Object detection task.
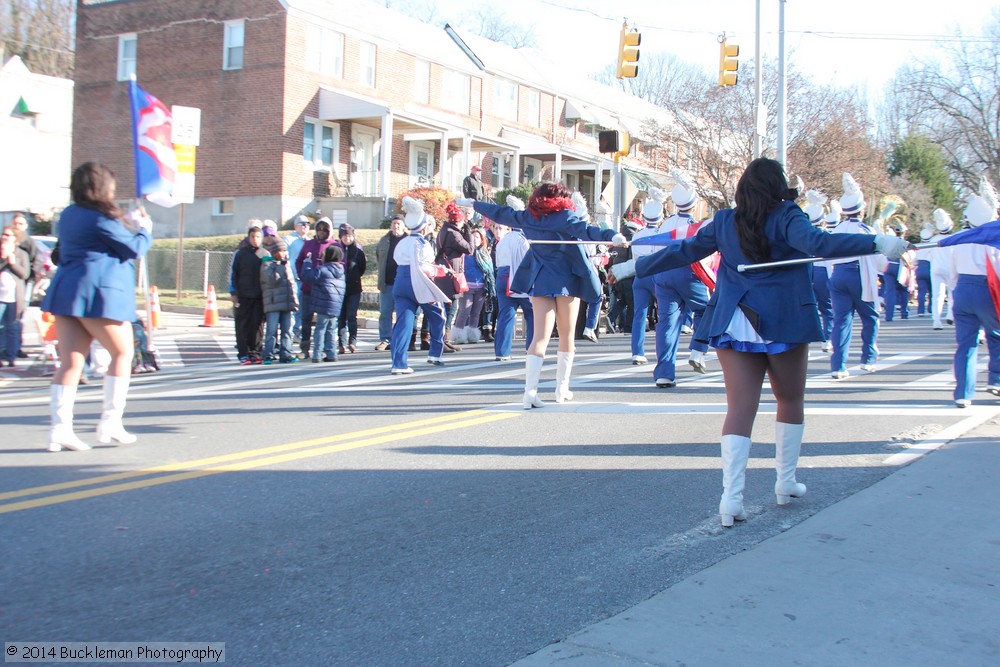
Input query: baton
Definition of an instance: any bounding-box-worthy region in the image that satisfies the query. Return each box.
[737,241,933,272]
[527,239,618,245]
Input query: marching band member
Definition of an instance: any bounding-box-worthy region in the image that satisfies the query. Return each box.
[456,183,625,409]
[628,187,668,365]
[614,158,909,527]
[388,196,450,375]
[805,190,834,352]
[492,196,534,362]
[928,208,957,329]
[948,179,1000,407]
[828,173,887,379]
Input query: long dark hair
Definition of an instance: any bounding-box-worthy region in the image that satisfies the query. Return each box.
[70,162,123,219]
[733,158,797,263]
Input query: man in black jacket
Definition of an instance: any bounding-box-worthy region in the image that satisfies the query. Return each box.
[337,223,367,353]
[230,226,266,364]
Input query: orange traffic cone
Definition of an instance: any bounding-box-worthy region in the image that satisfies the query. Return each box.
[149,285,162,329]
[200,285,219,327]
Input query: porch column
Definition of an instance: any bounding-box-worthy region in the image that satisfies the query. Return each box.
[380,111,394,218]
[438,132,448,191]
[511,150,521,187]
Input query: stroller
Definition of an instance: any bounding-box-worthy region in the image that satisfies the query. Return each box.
[132,318,160,374]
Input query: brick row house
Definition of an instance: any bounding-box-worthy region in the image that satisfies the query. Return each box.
[75,0,694,236]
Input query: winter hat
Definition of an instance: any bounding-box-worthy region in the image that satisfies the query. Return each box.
[339,223,355,237]
[824,200,842,227]
[262,235,287,255]
[642,187,667,225]
[402,195,430,232]
[446,202,465,223]
[839,173,866,216]
[932,208,954,234]
[261,219,278,237]
[804,190,827,226]
[506,194,525,211]
[963,178,999,228]
[571,192,590,221]
[670,168,698,211]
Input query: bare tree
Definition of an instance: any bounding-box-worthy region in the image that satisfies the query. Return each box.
[0,0,75,78]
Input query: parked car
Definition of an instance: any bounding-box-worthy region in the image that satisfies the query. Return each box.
[29,235,57,306]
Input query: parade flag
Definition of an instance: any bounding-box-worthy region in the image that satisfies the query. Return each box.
[937,219,1000,249]
[128,78,179,208]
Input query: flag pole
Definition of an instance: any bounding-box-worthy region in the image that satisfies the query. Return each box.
[528,239,618,245]
[737,242,931,273]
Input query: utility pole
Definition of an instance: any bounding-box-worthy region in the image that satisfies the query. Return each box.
[753,0,763,158]
[776,0,788,168]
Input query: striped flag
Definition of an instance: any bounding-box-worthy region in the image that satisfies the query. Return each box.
[128,79,178,208]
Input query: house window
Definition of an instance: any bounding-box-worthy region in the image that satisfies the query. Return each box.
[359,41,376,87]
[304,118,340,169]
[414,60,430,104]
[493,79,517,120]
[223,20,244,70]
[306,25,343,77]
[442,69,470,116]
[117,33,136,81]
[213,198,234,216]
[491,155,510,189]
[526,89,540,128]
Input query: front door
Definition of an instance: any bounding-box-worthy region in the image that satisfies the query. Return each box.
[410,142,434,189]
[351,127,379,196]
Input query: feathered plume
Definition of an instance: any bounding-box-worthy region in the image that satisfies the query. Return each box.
[842,172,861,199]
[828,200,842,217]
[646,186,667,205]
[805,190,827,206]
[979,178,999,214]
[402,195,424,216]
[932,208,953,233]
[670,168,694,195]
[570,191,589,215]
[506,194,525,211]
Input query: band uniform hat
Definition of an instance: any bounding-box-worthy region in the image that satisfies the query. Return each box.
[824,200,842,227]
[670,168,698,211]
[839,172,866,216]
[804,189,827,226]
[571,192,591,221]
[963,178,999,228]
[932,208,953,234]
[641,187,667,225]
[401,195,430,232]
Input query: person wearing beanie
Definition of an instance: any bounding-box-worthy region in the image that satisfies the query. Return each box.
[949,178,1000,407]
[336,222,366,354]
[388,196,450,374]
[927,208,957,329]
[294,217,336,358]
[301,244,346,363]
[455,183,627,409]
[644,169,713,387]
[259,237,298,364]
[827,172,886,378]
[803,190,835,352]
[628,187,668,365]
[438,202,476,350]
[621,157,909,528]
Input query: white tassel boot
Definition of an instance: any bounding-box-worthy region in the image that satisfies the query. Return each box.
[523,354,545,409]
[774,421,807,505]
[96,375,137,444]
[48,384,90,452]
[719,434,751,527]
[554,351,575,403]
[449,327,468,345]
[465,326,481,343]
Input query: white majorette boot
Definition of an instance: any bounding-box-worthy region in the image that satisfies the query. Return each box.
[96,375,137,444]
[554,351,575,403]
[522,354,545,409]
[449,327,468,345]
[774,421,807,505]
[48,384,91,452]
[465,326,481,343]
[719,434,751,527]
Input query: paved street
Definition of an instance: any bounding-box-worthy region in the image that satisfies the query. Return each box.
[1,312,998,666]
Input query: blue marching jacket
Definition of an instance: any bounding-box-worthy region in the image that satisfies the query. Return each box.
[636,201,876,344]
[471,201,616,303]
[41,205,152,323]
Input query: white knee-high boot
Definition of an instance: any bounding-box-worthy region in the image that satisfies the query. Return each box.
[48,384,90,452]
[719,434,751,527]
[523,354,545,409]
[774,421,807,505]
[554,351,575,403]
[96,375,137,444]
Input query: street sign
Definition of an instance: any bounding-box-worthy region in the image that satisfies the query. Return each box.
[171,105,201,146]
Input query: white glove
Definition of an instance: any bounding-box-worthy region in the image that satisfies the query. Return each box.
[454,198,476,207]
[126,208,153,232]
[873,233,908,260]
[611,233,627,247]
[610,259,636,282]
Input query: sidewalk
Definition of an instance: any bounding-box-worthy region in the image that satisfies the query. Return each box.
[512,419,1000,667]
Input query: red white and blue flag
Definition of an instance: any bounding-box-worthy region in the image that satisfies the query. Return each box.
[128,79,178,208]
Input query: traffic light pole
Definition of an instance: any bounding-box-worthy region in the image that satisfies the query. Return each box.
[753,0,763,159]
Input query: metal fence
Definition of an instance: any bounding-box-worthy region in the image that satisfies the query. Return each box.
[145,249,233,295]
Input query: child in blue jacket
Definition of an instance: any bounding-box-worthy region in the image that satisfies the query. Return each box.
[301,245,346,362]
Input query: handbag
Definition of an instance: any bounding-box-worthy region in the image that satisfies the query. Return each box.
[452,272,469,294]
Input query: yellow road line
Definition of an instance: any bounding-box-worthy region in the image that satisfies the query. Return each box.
[0,410,498,502]
[0,411,519,514]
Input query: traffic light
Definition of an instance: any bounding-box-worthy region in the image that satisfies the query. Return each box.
[718,38,739,87]
[598,130,630,157]
[616,23,641,79]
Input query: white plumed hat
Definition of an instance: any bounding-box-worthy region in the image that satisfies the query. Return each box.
[824,200,842,226]
[839,172,866,216]
[670,168,698,211]
[804,189,827,225]
[642,187,667,224]
[571,192,590,221]
[919,224,935,242]
[506,194,525,211]
[932,208,953,234]
[964,178,999,228]
[402,195,429,232]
